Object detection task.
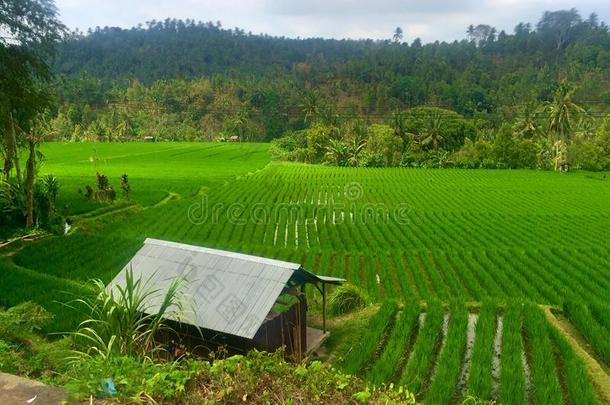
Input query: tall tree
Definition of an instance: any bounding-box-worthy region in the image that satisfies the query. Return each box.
[392,27,403,43]
[544,80,585,143]
[537,8,582,50]
[466,25,475,41]
[391,111,414,151]
[419,112,445,151]
[513,103,543,139]
[301,90,322,125]
[0,0,64,226]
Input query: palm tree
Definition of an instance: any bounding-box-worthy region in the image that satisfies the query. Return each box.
[24,114,56,227]
[513,103,543,139]
[466,25,475,41]
[553,139,568,172]
[573,116,595,141]
[419,112,445,151]
[301,90,322,124]
[391,111,410,146]
[544,80,585,143]
[393,27,403,43]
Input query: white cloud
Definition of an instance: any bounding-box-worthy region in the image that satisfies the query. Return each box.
[55,0,610,42]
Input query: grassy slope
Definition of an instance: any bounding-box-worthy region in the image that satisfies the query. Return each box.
[1,142,271,330]
[38,142,271,214]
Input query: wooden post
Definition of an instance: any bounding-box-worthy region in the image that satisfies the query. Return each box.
[322,282,326,333]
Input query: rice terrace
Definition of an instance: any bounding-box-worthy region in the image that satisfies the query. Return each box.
[2,1,610,404]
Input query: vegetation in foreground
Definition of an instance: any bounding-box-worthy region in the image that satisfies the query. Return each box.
[0,293,414,404]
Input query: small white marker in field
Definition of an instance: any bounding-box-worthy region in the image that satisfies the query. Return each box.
[376,273,380,285]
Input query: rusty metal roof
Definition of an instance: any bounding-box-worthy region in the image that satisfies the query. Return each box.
[107,238,344,339]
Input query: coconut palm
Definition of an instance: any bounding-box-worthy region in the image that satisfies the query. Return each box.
[544,80,585,142]
[553,139,569,171]
[301,90,322,124]
[392,27,403,43]
[419,112,445,150]
[513,103,543,139]
[391,111,416,149]
[573,116,595,141]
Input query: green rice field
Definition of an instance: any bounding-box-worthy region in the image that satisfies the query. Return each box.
[1,142,609,403]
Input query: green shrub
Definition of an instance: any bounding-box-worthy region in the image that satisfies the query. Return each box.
[328,284,370,316]
[61,355,203,400]
[569,141,608,171]
[451,138,494,168]
[365,124,403,166]
[270,130,307,161]
[403,107,476,152]
[0,301,52,341]
[0,340,21,374]
[190,350,415,404]
[0,303,71,378]
[59,350,415,403]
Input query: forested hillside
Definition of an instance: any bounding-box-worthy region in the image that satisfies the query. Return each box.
[50,9,610,169]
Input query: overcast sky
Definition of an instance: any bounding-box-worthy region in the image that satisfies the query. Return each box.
[56,0,610,43]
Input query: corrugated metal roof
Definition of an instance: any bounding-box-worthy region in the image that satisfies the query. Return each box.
[107,238,307,339]
[316,275,347,285]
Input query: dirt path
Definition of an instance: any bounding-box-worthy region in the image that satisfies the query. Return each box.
[0,372,67,405]
[0,233,46,251]
[150,191,181,208]
[542,305,610,404]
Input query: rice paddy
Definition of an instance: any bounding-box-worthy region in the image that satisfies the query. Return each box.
[340,301,600,404]
[1,142,609,403]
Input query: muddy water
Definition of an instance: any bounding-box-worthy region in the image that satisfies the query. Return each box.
[522,350,532,404]
[457,312,479,396]
[427,313,451,381]
[491,314,503,400]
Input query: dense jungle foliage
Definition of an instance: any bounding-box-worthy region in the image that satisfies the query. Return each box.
[49,9,610,169]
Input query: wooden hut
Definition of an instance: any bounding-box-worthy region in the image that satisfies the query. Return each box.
[107,238,344,357]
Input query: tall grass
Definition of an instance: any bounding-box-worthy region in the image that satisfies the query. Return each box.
[499,303,526,405]
[340,301,399,375]
[67,268,191,360]
[522,303,562,404]
[398,300,444,395]
[328,283,369,316]
[425,302,468,404]
[563,300,610,365]
[466,301,496,400]
[367,301,421,384]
